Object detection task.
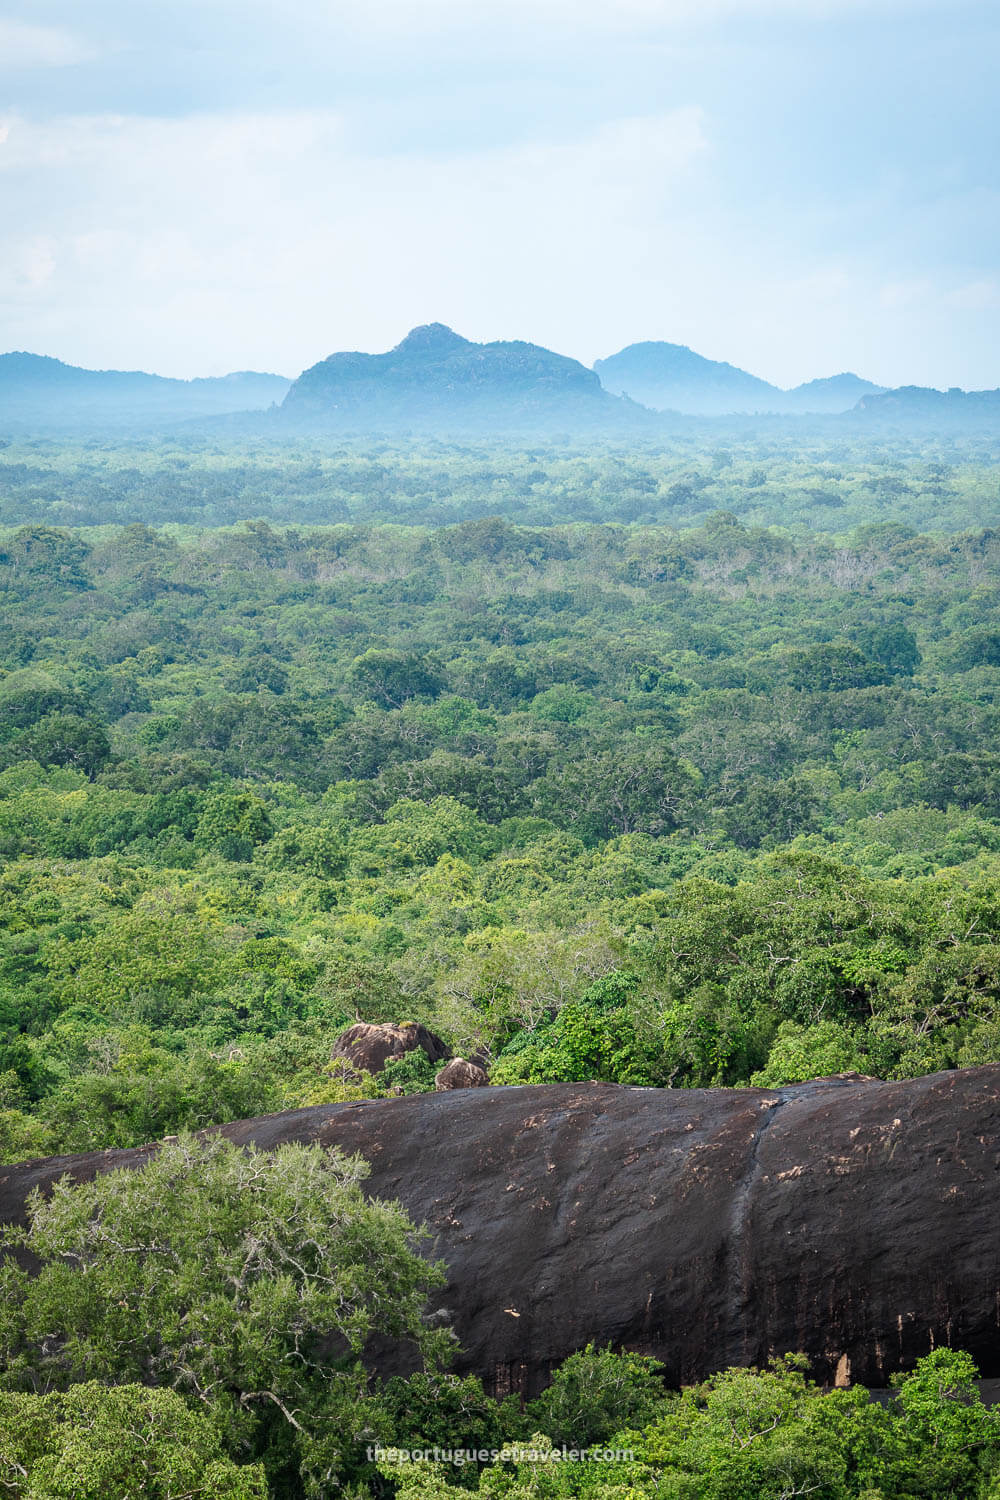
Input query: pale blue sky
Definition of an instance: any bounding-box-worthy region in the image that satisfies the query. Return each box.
[1,0,998,389]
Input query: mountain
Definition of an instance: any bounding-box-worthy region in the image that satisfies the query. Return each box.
[0,353,291,430]
[280,323,653,432]
[594,341,782,415]
[594,341,884,415]
[7,334,991,436]
[855,385,1000,428]
[781,372,884,414]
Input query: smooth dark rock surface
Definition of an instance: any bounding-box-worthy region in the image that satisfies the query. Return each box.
[0,1070,997,1398]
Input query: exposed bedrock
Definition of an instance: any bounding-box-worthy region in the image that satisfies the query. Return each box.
[0,1069,998,1397]
[331,1021,451,1076]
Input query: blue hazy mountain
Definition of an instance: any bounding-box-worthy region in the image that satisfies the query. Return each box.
[0,353,291,430]
[594,341,883,415]
[4,334,994,436]
[280,323,654,432]
[855,385,1000,426]
[781,372,886,414]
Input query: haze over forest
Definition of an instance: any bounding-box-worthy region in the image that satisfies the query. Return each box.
[3,323,999,434]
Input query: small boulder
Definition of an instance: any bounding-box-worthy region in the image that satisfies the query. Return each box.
[435,1058,488,1090]
[331,1022,450,1077]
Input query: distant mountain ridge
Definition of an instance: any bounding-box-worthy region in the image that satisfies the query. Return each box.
[279,323,650,432]
[594,341,884,415]
[856,385,1000,425]
[783,372,884,413]
[0,353,291,428]
[1,332,996,435]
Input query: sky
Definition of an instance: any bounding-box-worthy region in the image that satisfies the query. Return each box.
[1,0,998,389]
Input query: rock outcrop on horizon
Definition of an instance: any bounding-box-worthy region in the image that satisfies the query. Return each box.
[781,371,885,414]
[4,333,994,435]
[279,324,654,433]
[1,1069,997,1398]
[856,384,1000,427]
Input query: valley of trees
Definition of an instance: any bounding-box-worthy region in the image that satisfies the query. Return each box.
[2,431,1000,1495]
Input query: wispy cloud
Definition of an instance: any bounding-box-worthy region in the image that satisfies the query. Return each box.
[0,20,97,69]
[945,279,1000,312]
[331,0,940,31]
[0,107,709,374]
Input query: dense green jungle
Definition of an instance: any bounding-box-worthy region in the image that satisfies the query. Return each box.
[3,429,1000,1498]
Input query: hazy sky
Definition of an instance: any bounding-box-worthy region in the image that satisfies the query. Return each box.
[1,0,998,388]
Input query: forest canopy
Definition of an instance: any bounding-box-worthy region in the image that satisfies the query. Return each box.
[1,436,1000,1154]
[2,432,1000,1496]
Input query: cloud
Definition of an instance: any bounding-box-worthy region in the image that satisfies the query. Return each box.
[0,20,96,69]
[330,0,936,32]
[945,278,1000,312]
[0,97,996,390]
[0,105,710,373]
[878,278,936,310]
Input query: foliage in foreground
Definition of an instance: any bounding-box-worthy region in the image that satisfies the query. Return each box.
[387,1349,1000,1500]
[0,1383,266,1499]
[0,1139,997,1498]
[0,1135,447,1498]
[3,455,1000,1494]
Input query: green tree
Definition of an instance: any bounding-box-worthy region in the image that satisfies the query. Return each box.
[194,788,273,860]
[522,1344,667,1449]
[876,1347,1000,1498]
[539,745,696,842]
[751,1019,865,1086]
[13,714,111,778]
[852,622,921,678]
[262,821,347,877]
[347,649,445,709]
[379,1371,520,1484]
[0,1383,266,1499]
[717,775,822,849]
[0,1134,449,1497]
[609,1355,866,1500]
[381,1048,442,1094]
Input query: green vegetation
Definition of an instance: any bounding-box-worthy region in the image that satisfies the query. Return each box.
[0,1384,267,1499]
[0,1134,446,1497]
[3,474,1000,1148]
[386,1348,1000,1500]
[3,1145,1000,1499]
[3,434,1000,1494]
[2,428,999,531]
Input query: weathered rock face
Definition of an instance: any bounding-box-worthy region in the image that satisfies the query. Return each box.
[435,1058,489,1090]
[330,1022,450,1076]
[1,1070,998,1398]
